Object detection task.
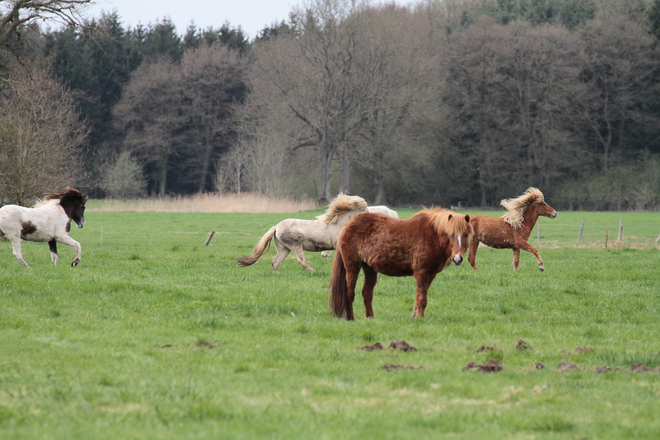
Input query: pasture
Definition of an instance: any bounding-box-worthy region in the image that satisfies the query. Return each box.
[0,206,659,439]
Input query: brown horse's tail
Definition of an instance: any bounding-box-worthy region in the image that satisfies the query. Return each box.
[237,226,276,267]
[328,246,348,318]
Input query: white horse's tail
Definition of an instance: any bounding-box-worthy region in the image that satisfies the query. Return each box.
[237,226,277,267]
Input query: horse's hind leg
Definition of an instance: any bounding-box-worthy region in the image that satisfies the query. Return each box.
[49,240,58,266]
[512,249,521,270]
[361,264,378,318]
[271,236,291,271]
[56,235,82,267]
[519,242,544,272]
[9,235,29,268]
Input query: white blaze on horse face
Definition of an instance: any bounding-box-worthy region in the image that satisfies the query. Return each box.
[453,235,463,265]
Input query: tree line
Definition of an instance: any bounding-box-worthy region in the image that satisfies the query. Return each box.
[2,0,660,210]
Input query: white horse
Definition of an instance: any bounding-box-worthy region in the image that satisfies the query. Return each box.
[0,187,88,268]
[237,194,368,272]
[321,205,399,257]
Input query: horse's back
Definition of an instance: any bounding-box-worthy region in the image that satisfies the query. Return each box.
[471,214,516,248]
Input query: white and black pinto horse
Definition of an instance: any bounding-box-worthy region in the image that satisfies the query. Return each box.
[320,205,398,257]
[237,194,368,272]
[0,187,88,268]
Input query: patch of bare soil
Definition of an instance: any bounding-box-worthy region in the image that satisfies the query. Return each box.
[515,339,533,351]
[561,346,593,354]
[389,340,417,352]
[195,341,217,349]
[357,342,384,351]
[474,345,501,352]
[530,362,545,370]
[630,363,660,373]
[155,344,172,348]
[462,358,504,373]
[556,360,579,371]
[382,363,425,372]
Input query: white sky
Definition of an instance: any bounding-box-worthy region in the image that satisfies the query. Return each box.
[84,0,301,39]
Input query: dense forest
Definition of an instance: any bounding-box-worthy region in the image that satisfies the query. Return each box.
[2,0,660,210]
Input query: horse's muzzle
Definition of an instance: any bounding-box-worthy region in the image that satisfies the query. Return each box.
[550,212,557,219]
[453,255,463,265]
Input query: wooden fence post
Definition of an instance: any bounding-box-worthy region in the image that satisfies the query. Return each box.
[617,220,623,248]
[656,233,660,245]
[577,219,585,245]
[204,230,216,246]
[605,231,608,249]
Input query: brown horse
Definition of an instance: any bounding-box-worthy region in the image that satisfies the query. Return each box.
[467,187,557,272]
[328,209,473,320]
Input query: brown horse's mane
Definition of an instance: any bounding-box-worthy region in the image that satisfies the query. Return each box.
[44,187,84,201]
[414,207,472,237]
[500,187,544,229]
[317,194,367,224]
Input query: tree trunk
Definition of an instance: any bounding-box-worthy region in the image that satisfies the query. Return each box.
[340,144,350,194]
[374,147,386,205]
[158,156,168,195]
[319,148,334,204]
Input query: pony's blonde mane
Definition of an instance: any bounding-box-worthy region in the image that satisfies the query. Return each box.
[500,187,544,229]
[416,207,473,237]
[317,194,368,224]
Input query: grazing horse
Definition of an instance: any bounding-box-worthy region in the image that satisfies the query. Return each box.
[321,205,398,257]
[0,187,88,268]
[237,194,368,272]
[328,208,472,320]
[467,187,557,272]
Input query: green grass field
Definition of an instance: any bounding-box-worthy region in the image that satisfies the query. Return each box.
[0,207,659,439]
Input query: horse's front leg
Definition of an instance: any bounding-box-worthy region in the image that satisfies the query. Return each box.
[56,235,82,267]
[48,240,58,266]
[344,266,361,321]
[411,272,434,318]
[519,242,544,272]
[361,265,378,318]
[467,237,480,271]
[9,235,29,268]
[291,246,314,272]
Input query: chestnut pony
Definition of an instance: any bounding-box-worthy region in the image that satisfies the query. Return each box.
[328,208,472,320]
[467,187,557,272]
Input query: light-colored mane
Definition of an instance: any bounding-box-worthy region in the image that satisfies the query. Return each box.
[317,194,367,224]
[417,207,472,238]
[500,187,544,229]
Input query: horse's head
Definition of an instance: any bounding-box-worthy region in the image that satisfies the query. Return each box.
[447,214,472,266]
[535,200,557,220]
[72,195,88,228]
[49,187,88,228]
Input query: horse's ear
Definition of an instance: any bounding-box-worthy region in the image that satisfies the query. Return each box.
[448,214,453,221]
[465,215,470,223]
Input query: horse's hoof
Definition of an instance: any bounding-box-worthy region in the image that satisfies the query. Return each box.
[71,260,79,267]
[539,266,544,272]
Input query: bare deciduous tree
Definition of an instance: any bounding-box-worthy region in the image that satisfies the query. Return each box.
[0,54,87,206]
[113,58,183,195]
[0,0,90,66]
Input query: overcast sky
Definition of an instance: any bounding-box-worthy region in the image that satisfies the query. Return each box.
[84,0,302,39]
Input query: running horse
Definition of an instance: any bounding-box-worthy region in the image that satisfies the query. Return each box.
[237,194,368,272]
[467,187,557,272]
[0,187,88,268]
[328,208,472,320]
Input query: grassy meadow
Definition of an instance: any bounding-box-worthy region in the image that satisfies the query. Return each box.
[0,203,659,439]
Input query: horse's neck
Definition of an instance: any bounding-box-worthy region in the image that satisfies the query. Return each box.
[519,208,540,238]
